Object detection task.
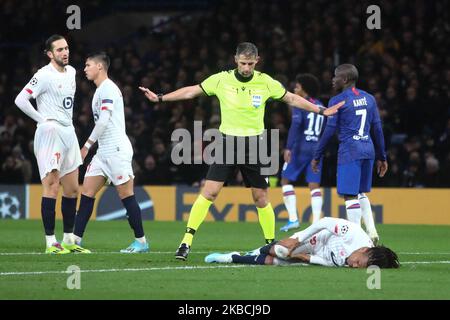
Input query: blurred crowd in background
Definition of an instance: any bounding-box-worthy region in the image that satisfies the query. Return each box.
[0,0,449,187]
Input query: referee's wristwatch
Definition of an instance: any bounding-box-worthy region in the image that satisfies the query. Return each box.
[157,93,164,103]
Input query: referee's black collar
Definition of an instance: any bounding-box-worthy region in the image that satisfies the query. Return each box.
[234,69,254,82]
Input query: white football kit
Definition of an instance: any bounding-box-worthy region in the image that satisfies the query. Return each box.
[290,217,374,267]
[20,63,81,180]
[85,78,134,185]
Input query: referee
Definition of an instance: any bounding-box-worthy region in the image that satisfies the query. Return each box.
[139,42,343,260]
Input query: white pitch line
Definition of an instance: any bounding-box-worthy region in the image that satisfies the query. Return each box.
[399,252,450,255]
[401,261,450,264]
[1,261,449,276]
[2,251,450,256]
[0,264,255,276]
[0,251,214,256]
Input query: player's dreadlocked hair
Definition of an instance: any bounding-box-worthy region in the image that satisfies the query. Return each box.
[367,245,400,268]
[236,42,258,58]
[296,73,320,98]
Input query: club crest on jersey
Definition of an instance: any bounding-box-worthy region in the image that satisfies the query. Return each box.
[251,95,262,108]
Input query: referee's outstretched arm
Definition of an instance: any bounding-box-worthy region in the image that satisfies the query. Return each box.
[282,91,344,116]
[139,85,203,103]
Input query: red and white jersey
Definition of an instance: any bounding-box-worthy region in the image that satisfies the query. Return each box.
[291,217,374,267]
[22,63,76,126]
[92,79,132,156]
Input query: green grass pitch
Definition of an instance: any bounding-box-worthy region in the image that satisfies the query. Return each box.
[0,220,449,300]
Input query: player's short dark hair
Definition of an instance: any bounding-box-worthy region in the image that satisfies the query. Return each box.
[295,73,320,97]
[336,63,359,83]
[45,34,66,52]
[367,245,400,268]
[236,42,258,58]
[87,51,110,70]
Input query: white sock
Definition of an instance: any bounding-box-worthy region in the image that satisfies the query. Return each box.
[73,235,82,245]
[345,199,362,225]
[310,188,323,223]
[358,193,378,235]
[63,233,74,245]
[282,185,298,222]
[136,236,146,244]
[45,235,57,248]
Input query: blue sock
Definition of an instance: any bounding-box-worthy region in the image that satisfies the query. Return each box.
[121,195,145,238]
[73,194,95,238]
[232,254,267,265]
[41,197,56,235]
[260,241,278,254]
[61,196,77,233]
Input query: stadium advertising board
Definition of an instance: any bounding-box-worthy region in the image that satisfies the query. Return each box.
[18,185,450,224]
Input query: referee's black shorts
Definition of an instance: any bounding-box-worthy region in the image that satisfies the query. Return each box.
[206,134,269,189]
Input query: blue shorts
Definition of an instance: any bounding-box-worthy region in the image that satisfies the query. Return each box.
[337,159,374,196]
[281,154,322,184]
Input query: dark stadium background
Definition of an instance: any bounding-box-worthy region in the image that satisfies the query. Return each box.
[0,0,449,188]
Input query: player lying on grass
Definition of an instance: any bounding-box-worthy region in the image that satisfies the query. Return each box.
[205,217,399,268]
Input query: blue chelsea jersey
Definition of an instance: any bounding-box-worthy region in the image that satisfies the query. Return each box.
[325,87,382,164]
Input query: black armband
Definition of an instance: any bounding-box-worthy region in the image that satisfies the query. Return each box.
[318,106,325,115]
[157,93,164,103]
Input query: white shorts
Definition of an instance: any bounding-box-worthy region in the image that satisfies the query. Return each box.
[85,152,134,186]
[34,121,82,181]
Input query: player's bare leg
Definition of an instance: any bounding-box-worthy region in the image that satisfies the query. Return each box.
[82,175,106,197]
[115,177,134,199]
[41,170,69,254]
[176,180,224,260]
[280,177,300,232]
[72,175,106,251]
[42,170,60,198]
[59,169,79,250]
[116,177,148,253]
[358,193,379,245]
[252,187,275,244]
[201,180,225,201]
[60,169,79,198]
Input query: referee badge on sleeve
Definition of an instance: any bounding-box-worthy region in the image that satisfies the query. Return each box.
[251,95,262,108]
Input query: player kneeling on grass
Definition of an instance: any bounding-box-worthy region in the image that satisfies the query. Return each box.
[71,52,149,253]
[205,217,399,268]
